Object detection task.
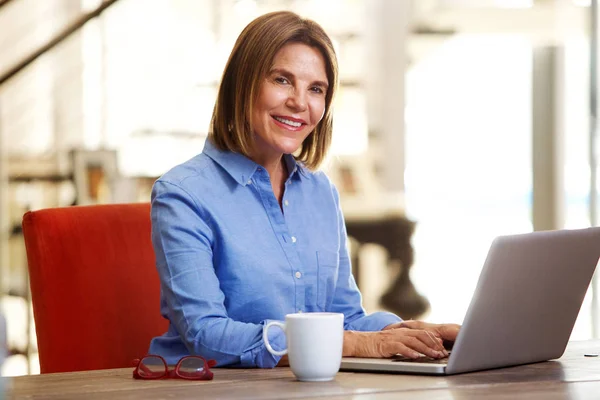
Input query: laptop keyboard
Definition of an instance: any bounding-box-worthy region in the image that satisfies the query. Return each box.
[392,352,451,364]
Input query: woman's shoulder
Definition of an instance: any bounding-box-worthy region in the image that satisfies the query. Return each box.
[300,166,335,189]
[155,153,217,191]
[297,167,341,203]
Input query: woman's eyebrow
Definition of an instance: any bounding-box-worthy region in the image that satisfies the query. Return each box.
[312,80,329,89]
[269,68,293,78]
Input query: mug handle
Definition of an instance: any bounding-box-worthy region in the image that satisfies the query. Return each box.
[263,321,287,356]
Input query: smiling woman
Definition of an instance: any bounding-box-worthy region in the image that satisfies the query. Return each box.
[210,11,338,173]
[148,10,460,369]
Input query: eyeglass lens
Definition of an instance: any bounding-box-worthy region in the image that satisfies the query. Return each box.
[178,357,206,378]
[139,356,166,378]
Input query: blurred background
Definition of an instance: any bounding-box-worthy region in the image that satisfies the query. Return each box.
[1,0,599,376]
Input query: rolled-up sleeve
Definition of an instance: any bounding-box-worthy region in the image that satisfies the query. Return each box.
[151,180,286,367]
[327,184,402,332]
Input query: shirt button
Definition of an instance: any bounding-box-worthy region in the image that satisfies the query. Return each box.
[247,179,252,185]
[284,200,289,206]
[291,236,297,243]
[295,271,302,279]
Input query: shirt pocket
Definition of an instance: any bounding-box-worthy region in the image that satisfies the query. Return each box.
[317,250,339,311]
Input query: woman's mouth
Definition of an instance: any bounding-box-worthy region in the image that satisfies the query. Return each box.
[272,116,305,129]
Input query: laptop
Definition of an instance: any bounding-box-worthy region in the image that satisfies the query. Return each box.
[340,227,600,375]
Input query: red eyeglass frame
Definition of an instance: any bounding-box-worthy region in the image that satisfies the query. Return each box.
[132,355,217,380]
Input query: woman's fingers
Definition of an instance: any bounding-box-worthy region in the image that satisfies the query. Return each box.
[438,324,461,341]
[397,320,461,342]
[408,329,447,358]
[382,329,447,359]
[423,329,447,354]
[389,341,420,359]
[402,336,445,359]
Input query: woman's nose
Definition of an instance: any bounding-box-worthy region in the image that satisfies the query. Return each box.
[286,88,307,111]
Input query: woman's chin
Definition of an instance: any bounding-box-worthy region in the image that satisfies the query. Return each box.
[277,142,303,155]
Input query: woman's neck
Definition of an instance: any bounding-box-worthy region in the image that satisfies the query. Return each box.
[261,156,285,179]
[252,154,288,207]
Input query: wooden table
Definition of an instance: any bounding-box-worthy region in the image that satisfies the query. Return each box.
[5,341,600,399]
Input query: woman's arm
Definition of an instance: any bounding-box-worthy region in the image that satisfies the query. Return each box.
[325,182,449,359]
[326,183,401,331]
[152,180,285,368]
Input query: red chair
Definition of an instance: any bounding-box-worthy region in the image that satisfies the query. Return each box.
[22,203,168,373]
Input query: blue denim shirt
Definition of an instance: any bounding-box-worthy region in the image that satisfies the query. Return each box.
[148,139,401,368]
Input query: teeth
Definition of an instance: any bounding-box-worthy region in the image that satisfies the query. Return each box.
[274,116,302,128]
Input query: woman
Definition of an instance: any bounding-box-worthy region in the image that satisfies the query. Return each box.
[149,10,459,368]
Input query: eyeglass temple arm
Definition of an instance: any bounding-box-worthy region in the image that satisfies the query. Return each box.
[136,361,156,375]
[132,359,154,379]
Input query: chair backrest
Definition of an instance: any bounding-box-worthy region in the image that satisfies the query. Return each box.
[22,203,168,373]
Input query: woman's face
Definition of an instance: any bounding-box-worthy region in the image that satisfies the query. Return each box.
[251,42,328,164]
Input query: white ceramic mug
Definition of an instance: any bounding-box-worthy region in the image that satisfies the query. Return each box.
[263,312,344,382]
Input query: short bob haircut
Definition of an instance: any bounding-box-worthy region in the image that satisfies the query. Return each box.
[209,11,339,171]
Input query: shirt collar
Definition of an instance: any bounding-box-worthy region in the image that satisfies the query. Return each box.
[203,139,308,186]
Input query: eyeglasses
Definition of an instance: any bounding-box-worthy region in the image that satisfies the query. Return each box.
[132,355,216,380]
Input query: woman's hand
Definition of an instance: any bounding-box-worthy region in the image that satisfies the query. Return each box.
[343,328,448,359]
[384,320,461,343]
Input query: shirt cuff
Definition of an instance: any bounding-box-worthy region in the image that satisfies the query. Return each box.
[239,319,286,368]
[346,311,402,332]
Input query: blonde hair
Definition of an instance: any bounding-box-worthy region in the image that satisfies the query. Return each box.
[209,11,338,170]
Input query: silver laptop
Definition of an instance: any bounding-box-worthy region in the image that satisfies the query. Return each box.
[341,227,600,375]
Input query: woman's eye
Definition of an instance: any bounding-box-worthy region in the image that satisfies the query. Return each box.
[274,77,289,84]
[310,86,324,94]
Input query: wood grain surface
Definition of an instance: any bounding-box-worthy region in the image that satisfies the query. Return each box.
[5,340,600,400]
